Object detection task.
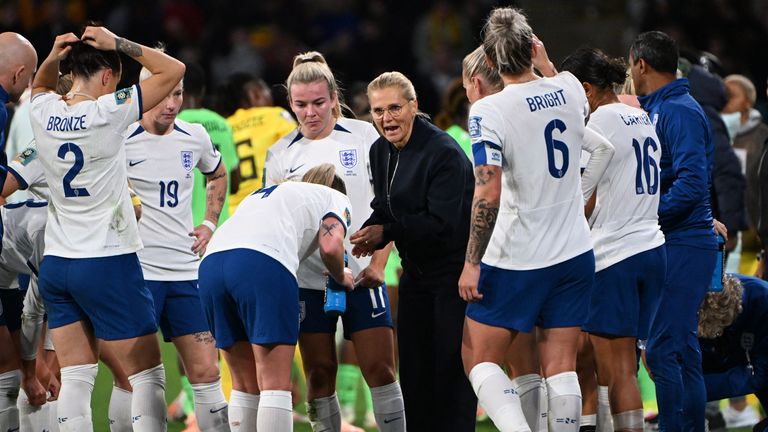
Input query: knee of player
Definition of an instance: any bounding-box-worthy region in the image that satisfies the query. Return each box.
[184,361,221,384]
[304,362,338,393]
[360,361,396,387]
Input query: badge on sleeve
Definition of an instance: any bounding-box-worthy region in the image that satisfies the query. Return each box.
[114,87,134,105]
[17,147,38,166]
[469,116,482,138]
[344,208,351,227]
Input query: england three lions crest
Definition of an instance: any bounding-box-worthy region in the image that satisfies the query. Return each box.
[181,151,194,172]
[339,149,357,169]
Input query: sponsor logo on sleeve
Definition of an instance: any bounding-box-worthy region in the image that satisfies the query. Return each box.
[343,207,351,226]
[17,147,38,166]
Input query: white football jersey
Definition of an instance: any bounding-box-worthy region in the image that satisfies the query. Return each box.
[204,182,352,280]
[0,201,47,289]
[586,103,665,271]
[470,72,593,270]
[7,144,50,200]
[125,120,221,280]
[264,118,378,290]
[29,86,143,258]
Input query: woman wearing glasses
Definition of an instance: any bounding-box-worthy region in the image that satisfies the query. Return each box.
[351,71,476,431]
[264,52,404,432]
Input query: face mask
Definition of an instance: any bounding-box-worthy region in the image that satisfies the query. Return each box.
[721,111,741,141]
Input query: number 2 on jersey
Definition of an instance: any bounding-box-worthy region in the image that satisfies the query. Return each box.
[631,137,659,195]
[58,143,90,197]
[544,119,569,178]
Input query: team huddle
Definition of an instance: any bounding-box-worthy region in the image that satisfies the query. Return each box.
[0,4,741,432]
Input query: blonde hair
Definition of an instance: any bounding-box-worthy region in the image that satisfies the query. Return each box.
[481,7,533,76]
[287,51,342,118]
[698,275,744,338]
[462,46,503,93]
[725,74,757,106]
[56,74,74,95]
[301,163,347,195]
[367,71,417,102]
[620,67,636,95]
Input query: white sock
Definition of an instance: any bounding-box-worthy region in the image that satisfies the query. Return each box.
[597,386,613,432]
[18,388,50,432]
[612,409,643,431]
[581,414,597,426]
[0,370,20,431]
[546,371,581,432]
[371,381,406,432]
[108,386,133,432]
[128,364,166,432]
[191,379,229,432]
[228,390,259,432]
[307,393,341,432]
[511,374,545,431]
[48,400,60,431]
[57,364,98,432]
[537,378,549,431]
[469,362,531,432]
[257,390,292,432]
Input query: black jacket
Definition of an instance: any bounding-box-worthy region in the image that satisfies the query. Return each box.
[362,116,474,278]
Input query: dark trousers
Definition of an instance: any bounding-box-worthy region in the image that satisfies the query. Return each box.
[397,269,477,432]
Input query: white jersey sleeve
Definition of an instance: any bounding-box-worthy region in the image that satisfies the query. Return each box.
[468,104,504,167]
[8,145,49,200]
[20,277,44,361]
[580,126,615,203]
[195,131,222,174]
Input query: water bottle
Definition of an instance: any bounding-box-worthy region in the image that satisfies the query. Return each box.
[709,234,726,292]
[324,253,348,317]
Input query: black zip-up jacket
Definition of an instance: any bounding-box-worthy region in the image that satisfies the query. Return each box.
[362,116,474,278]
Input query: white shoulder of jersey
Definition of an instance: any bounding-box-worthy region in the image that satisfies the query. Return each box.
[174,118,210,140]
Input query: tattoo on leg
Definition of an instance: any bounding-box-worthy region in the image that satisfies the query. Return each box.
[115,37,143,57]
[321,222,339,237]
[465,198,499,264]
[193,332,214,345]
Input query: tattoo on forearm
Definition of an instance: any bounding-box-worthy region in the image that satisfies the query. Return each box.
[115,37,142,57]
[208,172,226,181]
[465,198,499,264]
[475,166,496,186]
[321,222,339,237]
[193,331,214,345]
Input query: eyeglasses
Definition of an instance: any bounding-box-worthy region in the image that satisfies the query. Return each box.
[371,101,411,119]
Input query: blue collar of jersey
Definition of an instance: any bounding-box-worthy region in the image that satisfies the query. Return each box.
[0,85,8,105]
[638,78,690,112]
[288,122,351,147]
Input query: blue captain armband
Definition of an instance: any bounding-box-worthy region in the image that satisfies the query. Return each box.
[472,141,502,167]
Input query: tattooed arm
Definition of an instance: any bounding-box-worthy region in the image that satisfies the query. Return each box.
[319,217,354,290]
[459,164,502,302]
[79,25,184,113]
[189,162,228,256]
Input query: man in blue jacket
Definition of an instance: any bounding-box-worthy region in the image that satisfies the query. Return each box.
[630,30,718,431]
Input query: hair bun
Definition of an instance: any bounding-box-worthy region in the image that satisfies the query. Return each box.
[293,51,327,68]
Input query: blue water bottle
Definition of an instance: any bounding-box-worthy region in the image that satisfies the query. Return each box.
[324,253,348,317]
[710,234,726,292]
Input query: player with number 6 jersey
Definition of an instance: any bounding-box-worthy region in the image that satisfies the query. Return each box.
[458,8,614,432]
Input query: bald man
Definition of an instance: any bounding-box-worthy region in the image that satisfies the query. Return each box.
[0,32,37,160]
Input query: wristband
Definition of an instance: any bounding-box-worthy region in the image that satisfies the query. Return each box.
[201,219,217,232]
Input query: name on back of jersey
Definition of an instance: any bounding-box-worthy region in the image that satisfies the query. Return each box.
[619,113,653,126]
[526,89,567,112]
[46,115,87,132]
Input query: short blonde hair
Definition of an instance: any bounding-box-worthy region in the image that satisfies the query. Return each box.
[462,46,503,93]
[698,275,744,339]
[725,74,757,106]
[367,71,417,102]
[287,51,342,118]
[301,163,346,195]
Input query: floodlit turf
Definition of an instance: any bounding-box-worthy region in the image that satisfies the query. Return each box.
[90,337,499,431]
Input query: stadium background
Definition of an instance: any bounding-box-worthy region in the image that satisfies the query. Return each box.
[3,0,768,430]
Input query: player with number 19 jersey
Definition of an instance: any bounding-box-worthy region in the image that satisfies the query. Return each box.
[29,86,142,257]
[470,72,592,270]
[124,120,221,280]
[226,106,296,213]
